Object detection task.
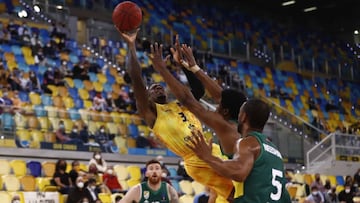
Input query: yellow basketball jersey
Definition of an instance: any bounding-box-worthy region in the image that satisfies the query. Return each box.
[152,101,209,158]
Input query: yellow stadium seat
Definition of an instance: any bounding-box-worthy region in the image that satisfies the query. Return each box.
[191,181,205,195]
[126,165,141,180]
[98,193,112,203]
[63,97,75,109]
[60,194,68,203]
[127,137,136,148]
[113,164,128,181]
[287,186,297,200]
[84,100,93,109]
[137,125,150,136]
[44,132,56,143]
[20,175,36,191]
[0,160,11,175]
[97,73,107,84]
[303,174,313,186]
[126,179,140,188]
[179,180,194,195]
[53,96,64,108]
[2,175,21,191]
[118,123,127,135]
[28,116,40,129]
[327,175,337,186]
[114,136,128,154]
[94,82,104,92]
[110,112,122,123]
[107,123,119,135]
[63,119,74,134]
[58,86,69,97]
[293,173,304,184]
[83,80,94,91]
[29,93,41,105]
[87,121,98,134]
[36,177,58,192]
[14,113,27,130]
[42,162,56,178]
[38,117,51,131]
[78,109,90,122]
[295,184,305,198]
[179,194,194,203]
[48,117,60,131]
[64,77,74,88]
[78,88,90,100]
[9,160,27,177]
[119,180,128,191]
[0,191,11,203]
[30,130,44,148]
[16,130,30,145]
[21,46,32,56]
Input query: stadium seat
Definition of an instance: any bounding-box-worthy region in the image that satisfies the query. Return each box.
[179,194,194,203]
[179,180,194,195]
[0,192,11,203]
[0,159,11,175]
[119,180,129,191]
[113,164,129,181]
[287,186,297,200]
[42,162,56,177]
[36,177,58,192]
[191,181,205,195]
[98,193,112,203]
[38,117,51,131]
[2,175,21,191]
[20,175,37,191]
[126,165,141,180]
[126,179,140,188]
[9,160,27,177]
[27,161,42,177]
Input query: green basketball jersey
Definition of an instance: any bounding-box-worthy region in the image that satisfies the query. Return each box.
[234,132,291,203]
[139,182,170,203]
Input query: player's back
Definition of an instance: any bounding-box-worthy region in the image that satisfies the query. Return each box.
[234,132,291,203]
[152,101,209,158]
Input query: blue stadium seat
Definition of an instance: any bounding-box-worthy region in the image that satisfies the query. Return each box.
[34,105,47,117]
[27,161,42,177]
[1,113,14,130]
[68,108,81,120]
[41,94,53,106]
[19,91,29,102]
[128,123,139,138]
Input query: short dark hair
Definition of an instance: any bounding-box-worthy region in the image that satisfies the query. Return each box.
[221,89,247,120]
[243,99,270,130]
[87,178,97,184]
[311,185,318,191]
[145,159,161,168]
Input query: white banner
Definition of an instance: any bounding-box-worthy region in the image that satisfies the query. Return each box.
[22,192,59,203]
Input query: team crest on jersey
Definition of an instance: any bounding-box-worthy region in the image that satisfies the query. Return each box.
[144,190,150,200]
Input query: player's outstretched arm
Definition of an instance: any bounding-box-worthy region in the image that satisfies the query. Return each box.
[118,29,156,127]
[151,43,237,151]
[179,43,223,103]
[167,183,179,203]
[186,130,256,182]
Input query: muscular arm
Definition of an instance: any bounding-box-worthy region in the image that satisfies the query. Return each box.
[167,184,179,203]
[119,184,141,203]
[181,67,205,101]
[191,137,258,182]
[124,32,156,127]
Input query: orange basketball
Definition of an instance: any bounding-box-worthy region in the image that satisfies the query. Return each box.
[112,1,143,32]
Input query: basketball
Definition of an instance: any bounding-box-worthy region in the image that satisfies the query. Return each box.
[112,1,143,32]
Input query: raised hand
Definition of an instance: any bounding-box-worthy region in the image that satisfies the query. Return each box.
[117,27,140,48]
[149,43,170,72]
[181,44,197,68]
[170,35,183,64]
[186,130,213,161]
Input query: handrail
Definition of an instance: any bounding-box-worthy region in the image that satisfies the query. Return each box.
[260,95,328,135]
[306,133,333,167]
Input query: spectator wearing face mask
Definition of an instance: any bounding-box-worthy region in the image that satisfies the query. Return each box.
[95,125,114,153]
[311,173,326,193]
[88,151,107,173]
[52,159,72,194]
[67,176,87,203]
[177,159,192,181]
[305,185,324,203]
[69,125,83,144]
[103,166,122,193]
[55,120,72,144]
[84,178,100,203]
[338,184,355,203]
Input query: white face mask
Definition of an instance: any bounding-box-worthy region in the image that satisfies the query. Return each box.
[95,155,101,160]
[100,129,105,133]
[73,129,78,133]
[161,172,167,178]
[180,161,184,166]
[77,182,84,188]
[312,191,318,196]
[13,201,20,203]
[107,169,113,174]
[345,189,351,193]
[91,185,96,190]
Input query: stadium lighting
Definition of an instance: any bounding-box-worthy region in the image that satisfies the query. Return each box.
[56,5,63,10]
[354,30,359,35]
[17,10,28,18]
[34,5,40,13]
[304,6,317,12]
[282,1,295,6]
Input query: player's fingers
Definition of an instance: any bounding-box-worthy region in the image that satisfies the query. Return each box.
[170,47,176,55]
[159,44,164,58]
[164,55,171,62]
[208,138,213,148]
[150,44,154,56]
[154,42,159,53]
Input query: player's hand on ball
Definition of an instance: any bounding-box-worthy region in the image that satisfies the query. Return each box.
[117,28,140,47]
[186,130,213,161]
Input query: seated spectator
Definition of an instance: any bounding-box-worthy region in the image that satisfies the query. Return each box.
[21,28,31,46]
[84,178,100,203]
[67,176,87,203]
[80,125,90,143]
[103,166,122,193]
[10,90,23,113]
[311,173,326,193]
[304,185,325,203]
[0,67,9,89]
[59,61,72,77]
[95,125,114,153]
[0,89,13,106]
[69,160,86,184]
[136,133,151,148]
[105,92,117,112]
[89,151,107,173]
[55,120,83,145]
[8,68,21,91]
[327,187,338,203]
[52,159,72,194]
[354,168,360,187]
[11,194,21,203]
[338,184,355,203]
[42,67,55,94]
[72,62,89,81]
[69,125,83,142]
[325,100,339,112]
[19,71,30,92]
[28,71,41,93]
[54,68,65,86]
[92,92,107,112]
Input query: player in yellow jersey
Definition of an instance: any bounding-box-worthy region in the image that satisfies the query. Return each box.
[118,29,234,202]
[150,38,248,200]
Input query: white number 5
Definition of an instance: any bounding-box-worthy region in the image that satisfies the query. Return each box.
[271,168,283,201]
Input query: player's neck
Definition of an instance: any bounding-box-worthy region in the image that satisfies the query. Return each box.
[147,181,161,191]
[243,128,262,137]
